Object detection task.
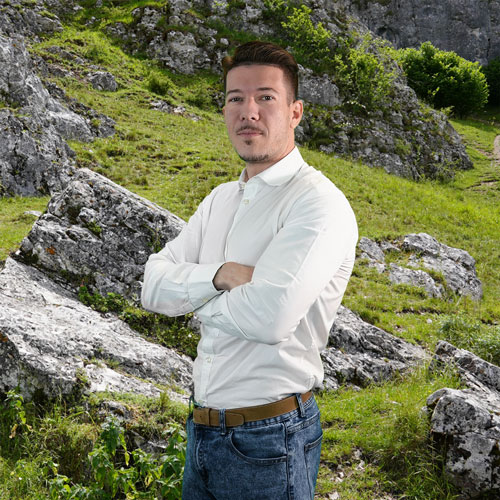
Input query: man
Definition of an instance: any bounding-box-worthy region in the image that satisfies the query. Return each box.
[141,41,358,499]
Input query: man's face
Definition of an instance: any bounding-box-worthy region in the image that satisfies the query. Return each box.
[223,64,303,172]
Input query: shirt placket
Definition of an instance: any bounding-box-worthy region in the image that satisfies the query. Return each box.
[198,180,260,405]
[224,180,260,260]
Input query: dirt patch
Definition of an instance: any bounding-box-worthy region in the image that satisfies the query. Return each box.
[494,135,500,165]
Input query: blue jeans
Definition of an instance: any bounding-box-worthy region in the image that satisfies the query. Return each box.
[182,394,322,500]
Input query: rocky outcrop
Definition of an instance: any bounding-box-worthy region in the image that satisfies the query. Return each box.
[341,0,500,65]
[358,233,482,300]
[18,168,185,301]
[105,0,472,181]
[0,34,114,197]
[88,71,118,92]
[0,257,192,402]
[322,306,428,390]
[0,0,64,39]
[427,341,500,497]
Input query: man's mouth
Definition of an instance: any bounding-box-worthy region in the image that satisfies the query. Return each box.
[237,127,264,137]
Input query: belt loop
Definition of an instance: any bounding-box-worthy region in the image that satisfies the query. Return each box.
[296,393,305,418]
[188,394,194,415]
[219,408,226,435]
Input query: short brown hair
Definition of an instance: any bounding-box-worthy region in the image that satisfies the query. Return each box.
[222,41,299,102]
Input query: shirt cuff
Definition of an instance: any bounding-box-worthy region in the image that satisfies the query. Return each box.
[187,262,225,307]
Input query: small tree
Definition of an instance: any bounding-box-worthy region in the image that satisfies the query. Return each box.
[482,58,500,106]
[400,42,489,117]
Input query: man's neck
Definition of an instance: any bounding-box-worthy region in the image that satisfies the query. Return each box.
[244,145,295,180]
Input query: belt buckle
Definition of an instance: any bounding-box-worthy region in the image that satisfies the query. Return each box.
[194,407,211,426]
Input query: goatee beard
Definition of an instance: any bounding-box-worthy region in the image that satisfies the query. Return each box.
[238,152,270,163]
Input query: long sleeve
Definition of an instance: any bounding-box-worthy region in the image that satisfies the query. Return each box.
[194,186,358,344]
[141,195,224,316]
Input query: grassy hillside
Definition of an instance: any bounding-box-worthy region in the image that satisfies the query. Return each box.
[1,14,499,500]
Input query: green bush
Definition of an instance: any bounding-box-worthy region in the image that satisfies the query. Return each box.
[482,58,500,106]
[280,4,331,66]
[49,417,186,499]
[399,42,489,117]
[264,1,396,111]
[334,34,397,112]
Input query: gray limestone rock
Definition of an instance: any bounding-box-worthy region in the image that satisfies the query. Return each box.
[0,34,115,197]
[299,65,342,107]
[358,236,385,262]
[342,0,500,65]
[0,109,75,197]
[403,233,482,300]
[427,341,500,497]
[18,168,185,301]
[356,234,482,300]
[322,306,428,390]
[0,258,192,402]
[88,71,118,92]
[0,0,63,39]
[147,31,212,75]
[0,34,93,142]
[388,263,444,298]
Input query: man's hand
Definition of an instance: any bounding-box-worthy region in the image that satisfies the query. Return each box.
[213,262,254,291]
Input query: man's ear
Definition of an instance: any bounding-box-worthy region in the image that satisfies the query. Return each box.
[291,99,303,129]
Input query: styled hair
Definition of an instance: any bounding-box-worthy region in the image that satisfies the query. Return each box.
[222,41,299,102]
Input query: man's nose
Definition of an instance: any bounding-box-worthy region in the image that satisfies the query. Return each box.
[240,98,259,120]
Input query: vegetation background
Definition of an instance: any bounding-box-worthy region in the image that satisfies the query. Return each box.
[1,1,499,499]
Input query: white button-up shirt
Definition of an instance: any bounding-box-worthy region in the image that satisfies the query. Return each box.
[141,147,358,408]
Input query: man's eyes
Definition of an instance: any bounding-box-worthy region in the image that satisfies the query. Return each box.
[227,95,275,102]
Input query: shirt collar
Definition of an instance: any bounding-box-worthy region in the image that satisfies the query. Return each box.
[238,147,304,191]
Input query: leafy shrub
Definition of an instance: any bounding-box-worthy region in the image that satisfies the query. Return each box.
[49,417,186,499]
[280,4,331,65]
[0,390,31,456]
[334,34,397,112]
[264,1,396,111]
[399,42,489,117]
[481,58,500,106]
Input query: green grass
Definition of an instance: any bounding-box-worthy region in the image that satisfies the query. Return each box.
[0,196,49,263]
[316,366,462,499]
[1,17,500,500]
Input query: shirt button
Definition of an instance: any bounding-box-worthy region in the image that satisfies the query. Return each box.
[206,357,212,363]
[242,199,249,205]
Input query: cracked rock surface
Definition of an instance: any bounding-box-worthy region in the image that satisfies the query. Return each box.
[427,341,500,497]
[357,233,482,300]
[322,306,428,390]
[18,168,185,301]
[0,258,192,402]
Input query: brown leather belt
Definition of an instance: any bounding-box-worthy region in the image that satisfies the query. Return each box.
[192,391,313,427]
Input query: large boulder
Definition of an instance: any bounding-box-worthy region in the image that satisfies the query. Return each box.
[18,168,185,301]
[0,258,192,402]
[0,0,63,39]
[357,233,482,300]
[0,34,114,197]
[322,306,428,390]
[427,341,500,497]
[0,34,93,141]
